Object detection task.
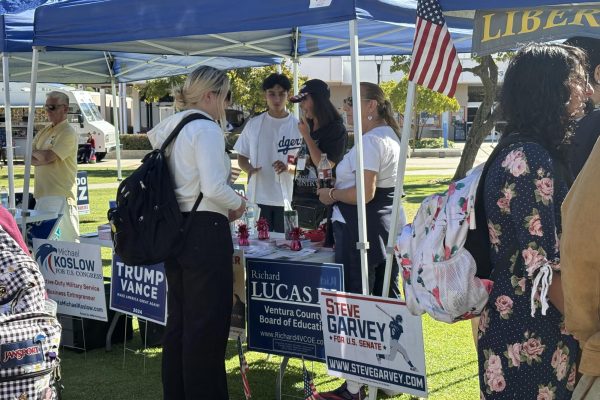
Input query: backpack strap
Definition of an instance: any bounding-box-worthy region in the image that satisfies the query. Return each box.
[160,112,213,233]
[160,112,212,152]
[469,133,533,279]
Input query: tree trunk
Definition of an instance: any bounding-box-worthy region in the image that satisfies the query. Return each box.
[453,56,501,180]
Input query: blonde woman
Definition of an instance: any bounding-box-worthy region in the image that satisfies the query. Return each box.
[148,66,245,400]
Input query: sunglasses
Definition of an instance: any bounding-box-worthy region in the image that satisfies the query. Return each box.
[570,75,590,88]
[343,96,353,107]
[44,104,66,111]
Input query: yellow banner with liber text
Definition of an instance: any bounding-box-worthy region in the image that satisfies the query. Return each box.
[473,6,600,56]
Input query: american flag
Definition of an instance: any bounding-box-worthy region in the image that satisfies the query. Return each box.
[408,0,462,97]
[237,336,251,399]
[303,362,322,400]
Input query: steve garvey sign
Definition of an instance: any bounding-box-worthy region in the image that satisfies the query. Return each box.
[319,290,427,398]
[473,5,600,56]
[34,239,107,322]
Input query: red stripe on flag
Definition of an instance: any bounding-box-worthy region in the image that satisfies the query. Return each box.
[408,18,427,82]
[408,0,462,98]
[417,24,441,87]
[429,30,450,91]
[439,47,460,97]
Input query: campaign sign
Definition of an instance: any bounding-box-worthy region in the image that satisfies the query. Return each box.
[231,183,246,198]
[34,239,107,322]
[109,255,167,325]
[76,171,90,215]
[319,290,427,398]
[246,259,343,361]
[229,249,246,340]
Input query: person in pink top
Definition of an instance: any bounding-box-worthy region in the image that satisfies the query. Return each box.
[0,207,29,254]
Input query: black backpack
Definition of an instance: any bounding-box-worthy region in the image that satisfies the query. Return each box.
[107,113,208,266]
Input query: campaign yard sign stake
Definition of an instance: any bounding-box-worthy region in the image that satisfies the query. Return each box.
[34,239,107,322]
[110,254,167,325]
[230,249,246,340]
[319,290,427,398]
[76,171,90,215]
[246,259,343,361]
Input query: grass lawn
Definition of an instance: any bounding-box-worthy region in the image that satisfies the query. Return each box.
[9,165,473,400]
[0,164,137,189]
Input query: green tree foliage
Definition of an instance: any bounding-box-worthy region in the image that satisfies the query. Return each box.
[380,74,460,140]
[390,54,508,179]
[228,62,306,116]
[135,75,186,103]
[135,61,305,116]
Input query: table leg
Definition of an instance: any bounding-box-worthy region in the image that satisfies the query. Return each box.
[275,356,289,400]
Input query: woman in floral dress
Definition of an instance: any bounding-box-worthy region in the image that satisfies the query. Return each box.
[478,43,593,399]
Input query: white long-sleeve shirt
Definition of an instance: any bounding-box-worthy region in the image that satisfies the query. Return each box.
[148,109,242,216]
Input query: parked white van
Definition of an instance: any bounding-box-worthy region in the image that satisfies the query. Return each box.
[0,82,117,161]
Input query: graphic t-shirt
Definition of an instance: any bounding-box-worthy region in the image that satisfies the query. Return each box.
[234,113,301,206]
[293,117,347,200]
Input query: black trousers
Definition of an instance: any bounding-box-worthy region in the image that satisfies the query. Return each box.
[162,211,233,400]
[257,204,284,233]
[333,220,399,297]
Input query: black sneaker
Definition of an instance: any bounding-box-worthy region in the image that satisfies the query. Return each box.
[320,382,366,400]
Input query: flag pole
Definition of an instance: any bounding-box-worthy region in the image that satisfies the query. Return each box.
[382,81,416,298]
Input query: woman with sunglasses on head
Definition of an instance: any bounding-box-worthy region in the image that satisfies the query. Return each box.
[148,66,246,400]
[475,43,592,399]
[317,82,407,400]
[290,79,348,235]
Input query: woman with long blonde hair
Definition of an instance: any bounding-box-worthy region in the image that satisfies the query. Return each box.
[148,65,245,400]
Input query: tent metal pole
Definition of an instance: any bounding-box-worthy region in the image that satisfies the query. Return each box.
[292,60,299,118]
[20,46,40,236]
[349,21,370,296]
[292,28,300,118]
[350,20,377,400]
[381,81,416,298]
[111,78,122,181]
[119,82,127,138]
[2,53,16,210]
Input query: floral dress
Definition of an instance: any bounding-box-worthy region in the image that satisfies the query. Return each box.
[477,143,578,399]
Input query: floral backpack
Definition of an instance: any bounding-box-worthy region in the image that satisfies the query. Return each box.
[395,135,530,323]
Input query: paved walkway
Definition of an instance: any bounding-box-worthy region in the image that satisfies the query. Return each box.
[46,143,495,191]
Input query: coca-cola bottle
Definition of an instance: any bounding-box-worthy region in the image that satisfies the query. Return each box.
[317,153,333,188]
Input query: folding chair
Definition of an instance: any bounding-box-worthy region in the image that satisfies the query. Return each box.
[27,196,66,250]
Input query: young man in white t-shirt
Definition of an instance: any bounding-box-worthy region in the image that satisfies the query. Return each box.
[234,73,301,232]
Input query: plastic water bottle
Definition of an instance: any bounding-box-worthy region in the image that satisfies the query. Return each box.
[0,186,8,208]
[317,153,333,188]
[244,203,258,237]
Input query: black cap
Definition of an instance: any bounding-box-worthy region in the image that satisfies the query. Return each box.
[289,79,330,103]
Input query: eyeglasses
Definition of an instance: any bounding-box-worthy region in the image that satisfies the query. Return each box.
[570,75,590,88]
[44,104,67,111]
[343,97,376,106]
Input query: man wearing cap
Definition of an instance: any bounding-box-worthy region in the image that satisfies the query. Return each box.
[234,73,301,232]
[290,79,347,234]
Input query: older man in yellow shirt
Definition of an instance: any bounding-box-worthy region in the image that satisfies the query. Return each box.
[31,91,79,241]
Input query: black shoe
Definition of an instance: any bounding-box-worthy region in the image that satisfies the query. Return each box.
[320,382,366,400]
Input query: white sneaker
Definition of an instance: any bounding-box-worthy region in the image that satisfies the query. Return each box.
[381,388,402,397]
